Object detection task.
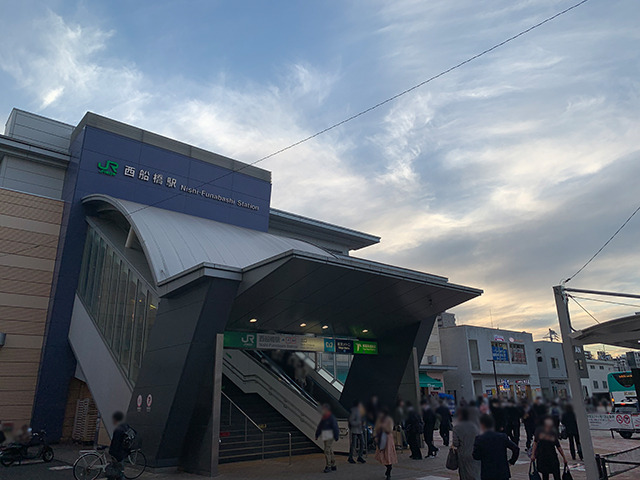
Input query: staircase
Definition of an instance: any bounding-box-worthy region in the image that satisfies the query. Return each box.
[218,378,319,463]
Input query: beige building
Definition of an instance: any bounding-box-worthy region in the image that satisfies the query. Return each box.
[0,111,104,438]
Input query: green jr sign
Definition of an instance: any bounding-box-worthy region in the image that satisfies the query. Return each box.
[223,331,257,349]
[97,160,119,176]
[353,341,378,355]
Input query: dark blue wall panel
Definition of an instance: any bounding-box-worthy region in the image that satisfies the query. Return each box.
[31,125,272,439]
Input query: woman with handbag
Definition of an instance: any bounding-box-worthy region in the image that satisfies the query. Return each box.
[452,408,481,479]
[531,416,568,480]
[374,407,398,480]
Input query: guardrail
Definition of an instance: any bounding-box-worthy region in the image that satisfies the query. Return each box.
[597,445,640,479]
[221,390,292,464]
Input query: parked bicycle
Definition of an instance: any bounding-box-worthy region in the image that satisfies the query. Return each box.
[73,445,146,480]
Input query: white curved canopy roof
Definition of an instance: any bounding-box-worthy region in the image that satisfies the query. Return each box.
[83,194,333,285]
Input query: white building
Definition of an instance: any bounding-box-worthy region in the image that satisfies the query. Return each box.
[534,341,570,400]
[440,324,541,402]
[581,354,616,399]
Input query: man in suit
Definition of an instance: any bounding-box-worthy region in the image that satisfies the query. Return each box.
[473,414,519,480]
[435,400,453,446]
[421,399,439,457]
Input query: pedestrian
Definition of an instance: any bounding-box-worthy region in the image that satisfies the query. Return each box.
[467,400,480,427]
[393,398,407,449]
[374,407,398,480]
[532,397,548,426]
[505,398,521,445]
[315,404,340,473]
[472,414,519,480]
[561,404,582,461]
[436,400,453,446]
[522,399,536,451]
[452,408,481,480]
[531,416,568,480]
[490,398,506,433]
[106,411,129,480]
[404,402,423,460]
[421,399,439,457]
[348,400,366,464]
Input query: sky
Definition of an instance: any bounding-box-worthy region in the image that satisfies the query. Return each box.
[1,0,639,349]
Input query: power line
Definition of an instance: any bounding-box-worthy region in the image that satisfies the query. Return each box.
[567,295,640,310]
[125,0,592,217]
[567,294,600,324]
[565,202,640,283]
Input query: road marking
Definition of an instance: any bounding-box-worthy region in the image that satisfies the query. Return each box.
[49,465,73,470]
[417,476,450,480]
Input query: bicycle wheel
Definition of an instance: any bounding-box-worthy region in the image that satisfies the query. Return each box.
[123,450,146,479]
[73,453,103,480]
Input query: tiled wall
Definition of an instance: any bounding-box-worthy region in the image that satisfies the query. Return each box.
[0,188,63,429]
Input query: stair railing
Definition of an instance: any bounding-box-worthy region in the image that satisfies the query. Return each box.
[221,390,292,464]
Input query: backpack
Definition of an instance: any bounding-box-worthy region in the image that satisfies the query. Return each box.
[122,424,138,450]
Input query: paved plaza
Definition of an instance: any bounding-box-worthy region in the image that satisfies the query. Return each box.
[4,429,639,480]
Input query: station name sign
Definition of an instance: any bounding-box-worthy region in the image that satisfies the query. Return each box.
[223,332,378,355]
[97,160,260,211]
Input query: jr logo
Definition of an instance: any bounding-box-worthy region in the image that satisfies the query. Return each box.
[97,160,119,176]
[241,334,255,347]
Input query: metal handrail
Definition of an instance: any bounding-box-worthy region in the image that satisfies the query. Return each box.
[221,390,292,464]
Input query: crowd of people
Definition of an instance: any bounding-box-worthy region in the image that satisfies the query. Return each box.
[316,395,582,480]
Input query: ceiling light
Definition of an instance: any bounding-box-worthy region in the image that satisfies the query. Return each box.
[362,329,369,333]
[249,318,258,323]
[300,323,307,327]
[322,325,329,330]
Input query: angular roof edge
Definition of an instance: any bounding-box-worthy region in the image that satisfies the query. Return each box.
[71,112,271,183]
[269,208,380,251]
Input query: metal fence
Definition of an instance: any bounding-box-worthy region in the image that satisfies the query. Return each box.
[597,445,640,479]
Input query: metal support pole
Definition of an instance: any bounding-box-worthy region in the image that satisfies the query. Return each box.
[261,432,265,461]
[553,285,599,480]
[244,417,248,442]
[288,432,292,465]
[492,359,499,397]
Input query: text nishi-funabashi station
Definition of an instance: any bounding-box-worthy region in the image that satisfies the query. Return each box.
[0,109,481,474]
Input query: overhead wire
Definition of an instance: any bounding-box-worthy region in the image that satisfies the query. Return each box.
[564,202,640,283]
[568,295,640,310]
[123,0,593,217]
[567,294,600,324]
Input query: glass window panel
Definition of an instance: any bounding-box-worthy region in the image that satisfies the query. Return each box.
[143,292,158,355]
[112,262,129,354]
[130,281,147,383]
[104,254,120,346]
[119,272,137,376]
[83,231,99,306]
[96,246,114,334]
[88,238,106,316]
[469,339,480,370]
[77,229,93,299]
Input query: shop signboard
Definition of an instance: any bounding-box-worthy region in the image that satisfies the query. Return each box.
[223,332,377,355]
[299,336,325,352]
[354,341,378,355]
[336,340,353,354]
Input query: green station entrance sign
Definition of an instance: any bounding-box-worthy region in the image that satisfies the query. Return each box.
[224,332,378,355]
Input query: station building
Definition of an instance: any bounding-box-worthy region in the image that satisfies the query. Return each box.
[0,108,481,474]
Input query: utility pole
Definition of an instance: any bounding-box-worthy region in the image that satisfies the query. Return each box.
[488,358,500,397]
[553,285,599,480]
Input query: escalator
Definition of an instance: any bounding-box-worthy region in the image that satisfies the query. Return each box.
[221,348,350,461]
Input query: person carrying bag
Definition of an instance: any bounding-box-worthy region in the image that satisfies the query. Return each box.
[529,461,542,480]
[446,446,459,470]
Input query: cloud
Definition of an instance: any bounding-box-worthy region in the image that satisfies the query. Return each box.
[1,1,640,352]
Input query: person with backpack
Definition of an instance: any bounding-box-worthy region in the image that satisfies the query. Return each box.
[107,411,135,480]
[315,404,340,473]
